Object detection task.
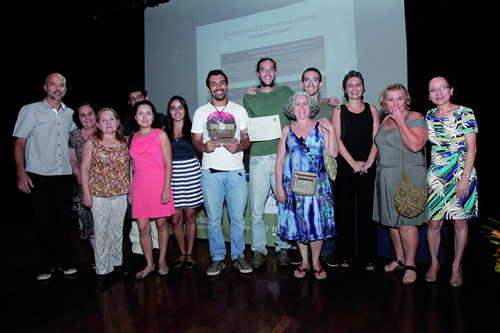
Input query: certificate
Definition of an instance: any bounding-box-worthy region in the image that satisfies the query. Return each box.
[247,115,282,141]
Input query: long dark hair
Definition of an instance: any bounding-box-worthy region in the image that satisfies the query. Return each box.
[165,95,192,144]
[131,100,161,132]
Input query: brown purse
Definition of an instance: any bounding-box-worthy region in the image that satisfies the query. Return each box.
[394,141,427,218]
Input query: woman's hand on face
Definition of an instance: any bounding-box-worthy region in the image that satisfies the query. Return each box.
[388,105,406,125]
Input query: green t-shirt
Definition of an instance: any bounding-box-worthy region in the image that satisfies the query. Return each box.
[316,100,333,121]
[243,85,295,156]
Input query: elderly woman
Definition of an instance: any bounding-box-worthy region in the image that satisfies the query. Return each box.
[276,92,338,280]
[81,108,130,288]
[69,101,98,256]
[425,76,478,287]
[331,70,380,270]
[373,84,428,285]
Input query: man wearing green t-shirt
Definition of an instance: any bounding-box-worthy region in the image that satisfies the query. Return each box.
[243,58,294,268]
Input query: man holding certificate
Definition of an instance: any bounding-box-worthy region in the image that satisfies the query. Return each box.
[243,58,295,269]
[192,69,253,277]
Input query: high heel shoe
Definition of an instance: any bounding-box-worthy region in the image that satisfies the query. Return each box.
[135,265,155,280]
[425,264,440,283]
[450,268,463,287]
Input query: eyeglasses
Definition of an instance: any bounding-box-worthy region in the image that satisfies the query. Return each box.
[303,78,320,84]
[429,86,450,94]
[129,94,144,102]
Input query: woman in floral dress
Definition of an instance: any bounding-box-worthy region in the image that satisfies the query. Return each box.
[425,76,478,287]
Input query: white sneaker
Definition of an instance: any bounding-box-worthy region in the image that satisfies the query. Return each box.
[58,266,78,275]
[37,268,54,281]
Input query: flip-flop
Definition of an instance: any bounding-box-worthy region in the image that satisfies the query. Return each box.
[314,267,327,280]
[294,266,310,279]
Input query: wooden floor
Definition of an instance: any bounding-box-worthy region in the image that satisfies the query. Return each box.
[3,213,498,333]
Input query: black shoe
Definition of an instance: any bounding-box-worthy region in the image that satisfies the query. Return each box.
[124,253,146,268]
[153,248,160,262]
[251,251,267,269]
[114,265,129,275]
[96,274,109,288]
[276,249,290,266]
[320,254,340,268]
[289,250,302,265]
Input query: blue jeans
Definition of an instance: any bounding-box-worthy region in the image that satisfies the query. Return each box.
[201,168,247,261]
[249,155,291,255]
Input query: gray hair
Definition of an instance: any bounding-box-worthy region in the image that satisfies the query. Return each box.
[284,92,320,119]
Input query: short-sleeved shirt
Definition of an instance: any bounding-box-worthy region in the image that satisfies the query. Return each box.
[191,101,248,170]
[12,98,76,176]
[243,85,295,156]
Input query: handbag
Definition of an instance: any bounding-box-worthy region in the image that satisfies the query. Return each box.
[288,128,320,196]
[323,149,337,181]
[394,141,427,218]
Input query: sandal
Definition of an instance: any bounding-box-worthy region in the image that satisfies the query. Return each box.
[184,254,196,270]
[314,267,327,280]
[158,261,169,276]
[365,262,376,271]
[135,265,155,280]
[384,259,405,273]
[341,259,352,269]
[402,266,417,285]
[173,254,187,269]
[294,266,310,279]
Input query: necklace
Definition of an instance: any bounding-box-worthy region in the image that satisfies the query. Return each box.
[211,103,228,121]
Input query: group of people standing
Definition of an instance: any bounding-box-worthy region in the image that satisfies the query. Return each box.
[13,62,477,289]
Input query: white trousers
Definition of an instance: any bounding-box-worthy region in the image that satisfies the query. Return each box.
[92,195,127,275]
[129,220,159,254]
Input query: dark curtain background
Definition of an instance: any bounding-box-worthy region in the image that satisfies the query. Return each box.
[6,1,497,258]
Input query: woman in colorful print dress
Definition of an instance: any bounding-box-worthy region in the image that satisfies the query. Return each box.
[425,76,478,287]
[81,108,130,288]
[276,92,338,280]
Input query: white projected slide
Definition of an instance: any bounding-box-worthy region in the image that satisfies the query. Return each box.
[145,0,407,115]
[196,0,356,106]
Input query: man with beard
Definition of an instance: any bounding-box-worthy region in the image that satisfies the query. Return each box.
[192,69,253,276]
[243,58,295,269]
[13,73,78,281]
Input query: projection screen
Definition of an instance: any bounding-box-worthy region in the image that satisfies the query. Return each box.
[145,0,407,116]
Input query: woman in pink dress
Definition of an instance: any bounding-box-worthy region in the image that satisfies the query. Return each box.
[129,100,175,279]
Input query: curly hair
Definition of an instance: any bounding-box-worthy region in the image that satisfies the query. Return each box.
[284,92,320,120]
[72,100,99,129]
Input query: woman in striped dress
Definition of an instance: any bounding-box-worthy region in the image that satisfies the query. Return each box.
[165,96,204,269]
